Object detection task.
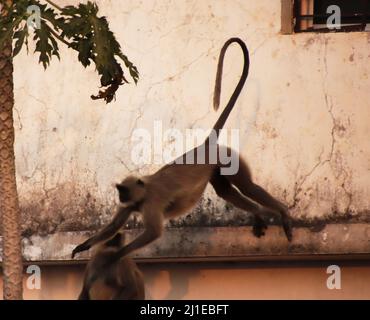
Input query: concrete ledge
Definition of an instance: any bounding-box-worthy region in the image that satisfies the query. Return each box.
[1,223,370,263]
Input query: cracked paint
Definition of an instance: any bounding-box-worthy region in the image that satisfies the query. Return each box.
[4,0,369,258]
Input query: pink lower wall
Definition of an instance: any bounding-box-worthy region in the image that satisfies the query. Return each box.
[1,261,370,299]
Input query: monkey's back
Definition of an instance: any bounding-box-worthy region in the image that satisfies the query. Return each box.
[87,253,145,300]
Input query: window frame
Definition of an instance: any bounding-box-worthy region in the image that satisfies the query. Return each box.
[281,0,370,34]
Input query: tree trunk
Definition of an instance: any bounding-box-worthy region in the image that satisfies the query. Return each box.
[0,37,23,299]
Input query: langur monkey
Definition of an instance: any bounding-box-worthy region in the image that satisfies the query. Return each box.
[72,37,293,266]
[78,232,145,300]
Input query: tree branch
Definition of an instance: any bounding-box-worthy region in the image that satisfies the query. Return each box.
[46,22,74,49]
[44,0,63,11]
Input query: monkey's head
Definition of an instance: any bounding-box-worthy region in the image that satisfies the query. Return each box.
[116,176,146,204]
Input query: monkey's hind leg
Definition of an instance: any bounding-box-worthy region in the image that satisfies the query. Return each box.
[210,171,268,238]
[224,159,293,241]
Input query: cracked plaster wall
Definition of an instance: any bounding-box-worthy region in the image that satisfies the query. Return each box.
[10,0,370,237]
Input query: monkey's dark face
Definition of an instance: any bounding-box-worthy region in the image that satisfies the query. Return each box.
[116,176,146,203]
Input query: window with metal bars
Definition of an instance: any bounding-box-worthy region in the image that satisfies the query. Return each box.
[294,0,370,32]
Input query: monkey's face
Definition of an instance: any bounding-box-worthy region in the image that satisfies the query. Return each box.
[116,176,146,204]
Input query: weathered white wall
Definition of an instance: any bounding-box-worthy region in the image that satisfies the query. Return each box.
[12,0,370,237]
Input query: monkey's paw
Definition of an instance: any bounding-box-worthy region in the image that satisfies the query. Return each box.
[282,215,293,242]
[72,242,91,259]
[252,216,268,238]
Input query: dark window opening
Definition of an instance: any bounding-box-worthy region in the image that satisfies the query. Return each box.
[294,0,370,32]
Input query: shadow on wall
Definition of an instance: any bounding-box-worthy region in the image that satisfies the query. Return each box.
[143,263,201,300]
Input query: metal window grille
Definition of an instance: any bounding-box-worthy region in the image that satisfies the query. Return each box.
[294,0,370,32]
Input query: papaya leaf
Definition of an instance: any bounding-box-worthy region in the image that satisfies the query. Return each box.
[13,24,28,56]
[33,20,58,69]
[2,0,139,103]
[58,1,139,103]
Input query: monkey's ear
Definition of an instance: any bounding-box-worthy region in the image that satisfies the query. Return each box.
[137,179,145,186]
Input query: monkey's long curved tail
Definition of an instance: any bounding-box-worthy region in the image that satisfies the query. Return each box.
[209,37,250,141]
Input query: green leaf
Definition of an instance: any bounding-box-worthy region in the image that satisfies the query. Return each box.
[58,1,139,102]
[48,30,60,60]
[40,3,65,31]
[76,38,92,67]
[119,53,139,84]
[0,8,25,52]
[1,0,139,103]
[33,20,58,69]
[13,24,28,56]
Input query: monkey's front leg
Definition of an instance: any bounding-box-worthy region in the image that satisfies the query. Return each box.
[107,212,164,265]
[113,229,161,263]
[72,204,137,258]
